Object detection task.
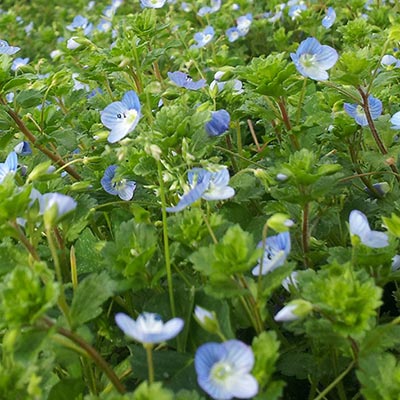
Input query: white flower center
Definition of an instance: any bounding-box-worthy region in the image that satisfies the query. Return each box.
[203,34,212,43]
[211,361,233,381]
[299,53,316,68]
[117,109,138,125]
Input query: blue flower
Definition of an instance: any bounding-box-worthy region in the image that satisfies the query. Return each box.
[236,13,252,36]
[0,151,18,183]
[11,57,29,71]
[40,192,77,220]
[14,141,32,156]
[167,71,206,90]
[390,111,400,129]
[198,0,221,16]
[68,15,93,34]
[290,37,338,81]
[0,40,20,55]
[252,231,291,276]
[101,165,136,201]
[195,340,258,400]
[349,210,389,248]
[115,312,184,344]
[66,15,93,35]
[205,110,230,136]
[344,95,382,127]
[101,91,141,143]
[191,26,215,49]
[288,3,307,20]
[322,7,336,29]
[166,167,235,212]
[226,27,240,42]
[381,54,400,68]
[140,0,166,8]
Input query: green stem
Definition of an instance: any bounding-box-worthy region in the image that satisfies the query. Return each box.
[201,209,218,244]
[358,87,400,182]
[257,222,269,304]
[366,38,390,94]
[238,275,263,334]
[236,120,243,160]
[296,77,307,125]
[10,220,40,262]
[42,317,126,394]
[145,344,155,384]
[0,99,82,181]
[157,160,176,318]
[277,97,300,150]
[302,201,310,267]
[46,226,71,326]
[313,361,355,400]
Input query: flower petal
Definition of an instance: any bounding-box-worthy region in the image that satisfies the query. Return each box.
[115,313,138,339]
[227,373,258,399]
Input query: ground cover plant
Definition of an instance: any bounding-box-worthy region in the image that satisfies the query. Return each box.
[2,0,400,399]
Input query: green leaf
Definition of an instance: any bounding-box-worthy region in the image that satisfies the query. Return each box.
[132,381,174,400]
[15,89,43,108]
[357,353,400,399]
[70,272,116,328]
[252,331,280,386]
[48,378,85,400]
[74,228,104,274]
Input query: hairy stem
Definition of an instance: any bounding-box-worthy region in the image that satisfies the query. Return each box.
[42,316,126,394]
[358,87,400,182]
[0,100,82,181]
[277,97,300,150]
[157,160,176,318]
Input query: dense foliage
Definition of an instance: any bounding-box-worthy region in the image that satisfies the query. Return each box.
[1,0,400,399]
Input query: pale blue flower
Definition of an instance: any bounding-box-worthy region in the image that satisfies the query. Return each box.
[181,2,192,12]
[390,111,400,129]
[282,271,299,292]
[140,0,166,8]
[210,72,243,94]
[195,340,258,400]
[101,91,141,143]
[274,299,312,322]
[288,3,307,19]
[0,39,20,55]
[67,37,81,50]
[381,55,400,68]
[40,193,77,219]
[344,95,382,127]
[24,22,34,35]
[205,110,230,136]
[322,7,336,28]
[191,26,215,49]
[392,255,400,272]
[66,15,93,35]
[14,141,32,156]
[236,13,252,36]
[101,165,136,201]
[252,231,291,276]
[290,37,338,81]
[226,27,240,42]
[349,209,389,248]
[115,312,184,344]
[97,19,112,32]
[11,57,29,71]
[364,182,390,198]
[168,71,206,90]
[198,0,221,16]
[166,167,235,212]
[0,151,18,183]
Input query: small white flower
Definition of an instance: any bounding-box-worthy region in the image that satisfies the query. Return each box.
[115,312,184,344]
[349,210,389,248]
